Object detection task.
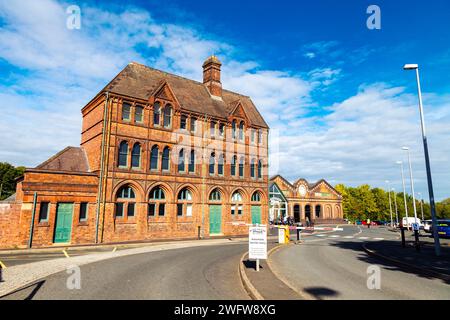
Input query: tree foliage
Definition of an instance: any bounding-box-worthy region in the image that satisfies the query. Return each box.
[0,162,25,201]
[335,184,450,222]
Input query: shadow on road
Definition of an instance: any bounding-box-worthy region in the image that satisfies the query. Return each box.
[327,240,450,285]
[304,287,340,300]
[0,280,46,300]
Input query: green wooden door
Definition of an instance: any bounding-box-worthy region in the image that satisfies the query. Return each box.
[54,203,73,243]
[251,206,262,225]
[209,205,222,235]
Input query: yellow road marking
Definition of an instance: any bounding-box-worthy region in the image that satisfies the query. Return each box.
[112,247,117,253]
[62,250,70,258]
[0,260,7,269]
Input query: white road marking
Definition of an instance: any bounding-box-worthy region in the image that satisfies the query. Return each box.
[358,237,369,240]
[344,236,354,239]
[329,235,340,238]
[316,234,326,237]
[374,238,385,241]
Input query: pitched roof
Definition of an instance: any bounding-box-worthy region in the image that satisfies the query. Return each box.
[270,175,341,197]
[100,62,269,128]
[35,147,90,173]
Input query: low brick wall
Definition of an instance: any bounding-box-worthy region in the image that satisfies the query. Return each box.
[0,202,22,249]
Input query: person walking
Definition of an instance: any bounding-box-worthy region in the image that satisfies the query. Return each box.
[367,218,371,229]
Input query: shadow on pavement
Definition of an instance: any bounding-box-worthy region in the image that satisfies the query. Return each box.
[304,287,340,300]
[0,280,46,300]
[327,239,450,285]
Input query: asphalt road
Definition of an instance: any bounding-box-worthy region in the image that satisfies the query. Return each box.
[270,225,450,300]
[1,243,250,300]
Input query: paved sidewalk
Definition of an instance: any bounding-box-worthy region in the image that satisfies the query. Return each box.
[364,241,450,279]
[241,241,303,300]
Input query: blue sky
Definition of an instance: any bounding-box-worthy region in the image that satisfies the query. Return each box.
[0,0,449,200]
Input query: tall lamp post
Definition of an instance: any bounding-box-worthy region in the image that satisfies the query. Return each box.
[396,161,409,225]
[385,180,394,228]
[403,64,441,256]
[392,188,399,226]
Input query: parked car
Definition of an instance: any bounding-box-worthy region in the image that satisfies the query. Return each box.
[423,220,433,233]
[436,220,450,238]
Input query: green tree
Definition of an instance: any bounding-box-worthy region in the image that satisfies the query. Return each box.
[0,162,25,200]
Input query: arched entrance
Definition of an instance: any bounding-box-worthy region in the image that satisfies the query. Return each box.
[305,205,311,222]
[293,204,301,223]
[315,205,321,219]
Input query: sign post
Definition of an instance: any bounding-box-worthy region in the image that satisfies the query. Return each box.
[249,224,267,272]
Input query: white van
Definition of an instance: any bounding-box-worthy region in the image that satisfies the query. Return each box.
[402,217,422,230]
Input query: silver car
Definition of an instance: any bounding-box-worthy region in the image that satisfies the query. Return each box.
[423,220,433,233]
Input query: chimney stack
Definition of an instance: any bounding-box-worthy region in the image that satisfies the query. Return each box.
[203,55,222,97]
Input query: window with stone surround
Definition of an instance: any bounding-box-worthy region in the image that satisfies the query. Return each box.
[149,186,166,217]
[122,102,131,121]
[177,188,193,217]
[39,202,50,222]
[118,141,129,168]
[153,101,161,126]
[79,202,88,222]
[135,105,144,123]
[163,104,172,129]
[115,185,136,219]
[231,191,243,215]
[131,143,141,169]
[162,147,170,172]
[150,145,159,171]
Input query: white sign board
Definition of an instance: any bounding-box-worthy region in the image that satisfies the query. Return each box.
[249,226,267,260]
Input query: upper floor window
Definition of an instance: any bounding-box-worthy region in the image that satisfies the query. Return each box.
[180,115,187,130]
[231,155,237,176]
[258,160,263,179]
[218,154,224,176]
[163,104,172,128]
[150,145,159,170]
[209,152,215,175]
[210,121,216,137]
[232,120,237,140]
[239,156,245,178]
[258,129,263,144]
[178,149,185,172]
[219,123,225,137]
[251,191,261,202]
[190,117,197,133]
[118,141,128,168]
[122,102,131,121]
[251,129,255,144]
[135,105,144,123]
[189,150,195,173]
[162,147,170,171]
[153,102,161,126]
[79,202,88,222]
[250,158,256,179]
[239,121,245,141]
[131,143,141,169]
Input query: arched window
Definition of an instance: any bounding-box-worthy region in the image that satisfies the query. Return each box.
[210,121,216,137]
[239,121,245,141]
[150,145,159,170]
[209,152,215,175]
[153,102,161,126]
[219,123,225,137]
[162,147,170,171]
[232,120,237,140]
[218,154,224,176]
[251,191,261,202]
[116,185,136,218]
[315,205,321,218]
[231,191,243,215]
[250,158,256,179]
[209,188,221,201]
[118,141,128,168]
[163,104,172,128]
[189,150,195,173]
[258,160,263,179]
[251,129,255,143]
[239,156,245,178]
[178,149,185,172]
[231,155,237,176]
[177,188,193,217]
[148,186,166,217]
[131,143,141,169]
[258,129,263,144]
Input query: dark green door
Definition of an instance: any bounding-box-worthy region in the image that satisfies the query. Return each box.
[209,205,222,235]
[54,203,73,243]
[251,206,262,225]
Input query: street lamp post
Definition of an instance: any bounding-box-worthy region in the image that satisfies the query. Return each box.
[402,147,420,251]
[392,188,399,226]
[417,192,425,222]
[403,64,441,256]
[386,180,394,228]
[396,161,409,225]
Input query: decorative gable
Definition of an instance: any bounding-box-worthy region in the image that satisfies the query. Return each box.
[229,100,249,121]
[150,81,180,108]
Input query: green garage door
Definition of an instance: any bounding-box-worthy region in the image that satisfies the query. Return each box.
[209,205,222,235]
[54,203,73,243]
[251,206,262,225]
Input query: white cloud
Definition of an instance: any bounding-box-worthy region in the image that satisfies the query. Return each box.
[0,0,449,201]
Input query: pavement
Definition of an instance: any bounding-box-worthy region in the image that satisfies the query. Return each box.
[268,225,450,300]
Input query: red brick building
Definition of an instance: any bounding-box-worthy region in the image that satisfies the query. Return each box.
[0,56,269,248]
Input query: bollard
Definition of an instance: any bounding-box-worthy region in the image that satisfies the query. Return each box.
[197,226,201,240]
[0,263,3,283]
[296,229,300,242]
[414,230,421,252]
[401,227,406,248]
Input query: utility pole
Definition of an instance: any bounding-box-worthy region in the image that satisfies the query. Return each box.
[392,188,399,226]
